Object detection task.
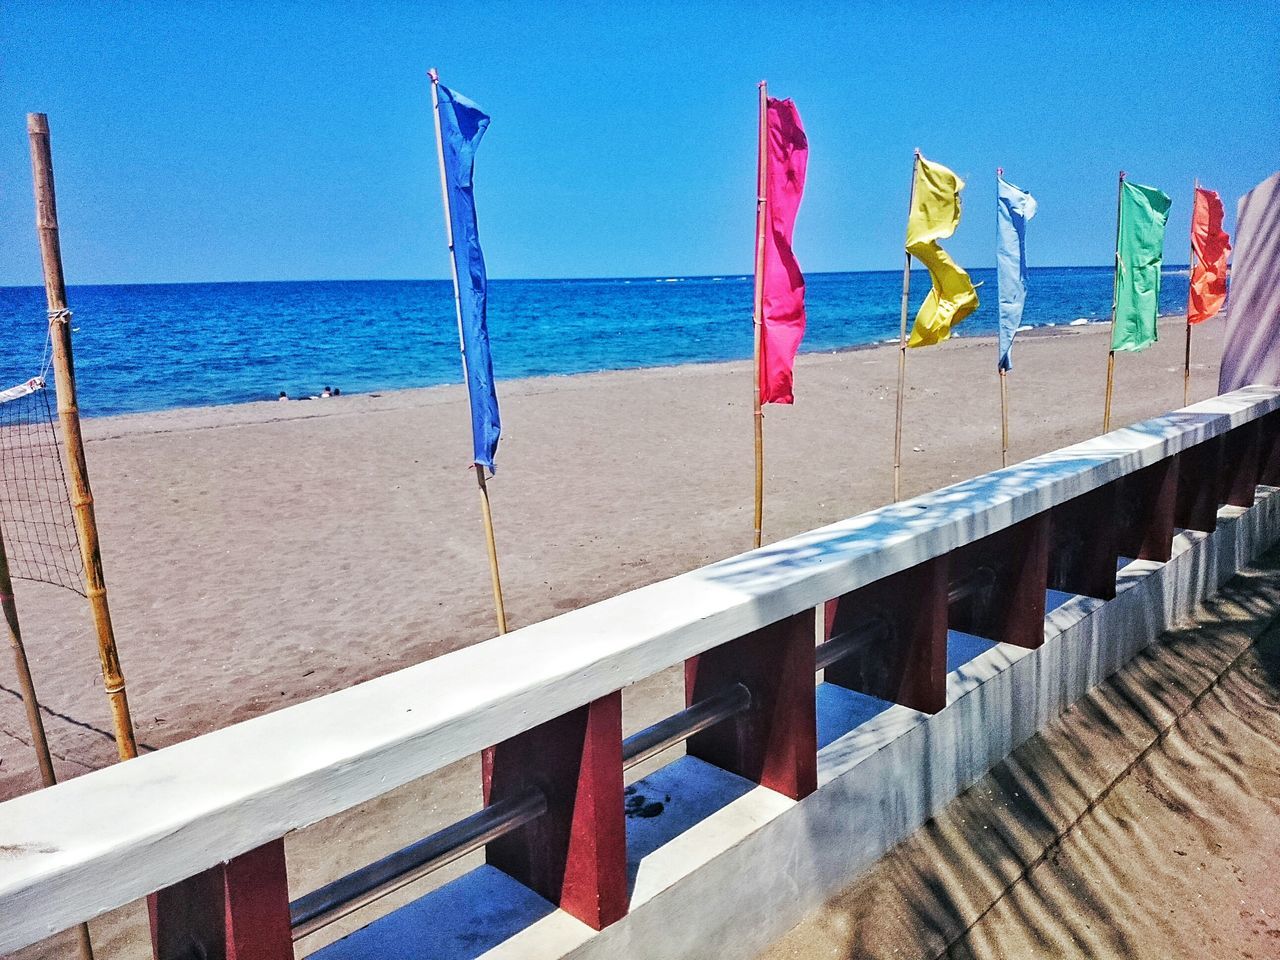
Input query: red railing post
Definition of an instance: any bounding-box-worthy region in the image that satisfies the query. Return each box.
[950,513,1052,648]
[1257,411,1280,486]
[1222,420,1263,508]
[148,839,292,960]
[684,609,817,800]
[482,693,627,930]
[1048,486,1120,599]
[825,556,949,713]
[1175,437,1224,532]
[1116,455,1180,563]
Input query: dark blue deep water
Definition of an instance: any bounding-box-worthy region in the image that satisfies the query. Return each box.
[0,266,1190,418]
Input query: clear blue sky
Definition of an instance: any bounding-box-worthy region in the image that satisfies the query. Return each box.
[1,1,1276,285]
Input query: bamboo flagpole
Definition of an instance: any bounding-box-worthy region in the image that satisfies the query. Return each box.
[27,113,138,761]
[997,166,1010,469]
[428,71,508,635]
[1184,177,1199,407]
[751,81,769,548]
[1102,170,1126,434]
[999,368,1010,468]
[893,150,921,501]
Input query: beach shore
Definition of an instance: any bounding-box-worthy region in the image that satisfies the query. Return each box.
[1,315,1228,957]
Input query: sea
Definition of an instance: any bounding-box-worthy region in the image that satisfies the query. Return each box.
[0,266,1191,418]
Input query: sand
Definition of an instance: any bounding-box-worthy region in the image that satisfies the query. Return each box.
[0,315,1232,957]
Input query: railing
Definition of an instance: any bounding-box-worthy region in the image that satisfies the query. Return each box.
[2,386,1280,957]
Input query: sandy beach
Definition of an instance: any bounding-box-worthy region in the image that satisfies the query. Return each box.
[1,315,1230,957]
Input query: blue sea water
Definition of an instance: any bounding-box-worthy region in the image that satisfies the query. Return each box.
[0,266,1191,418]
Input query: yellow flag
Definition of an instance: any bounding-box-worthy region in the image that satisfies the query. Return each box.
[906,156,978,347]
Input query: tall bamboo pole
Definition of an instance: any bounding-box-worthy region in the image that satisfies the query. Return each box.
[751,81,769,548]
[427,71,508,635]
[1184,177,1199,407]
[1102,170,1126,434]
[893,150,921,501]
[27,113,137,761]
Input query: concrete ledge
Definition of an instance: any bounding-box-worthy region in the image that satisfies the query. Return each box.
[313,488,1280,960]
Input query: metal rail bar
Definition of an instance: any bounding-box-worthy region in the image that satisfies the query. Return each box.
[815,617,889,672]
[290,788,546,940]
[622,682,752,771]
[948,566,996,605]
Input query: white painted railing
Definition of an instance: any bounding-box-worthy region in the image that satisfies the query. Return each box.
[2,385,1279,955]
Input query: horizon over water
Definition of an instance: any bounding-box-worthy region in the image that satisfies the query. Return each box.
[0,266,1193,418]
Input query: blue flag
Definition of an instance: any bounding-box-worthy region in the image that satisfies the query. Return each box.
[996,175,1037,371]
[436,82,500,471]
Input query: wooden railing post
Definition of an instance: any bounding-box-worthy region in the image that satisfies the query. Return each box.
[1116,455,1180,563]
[1223,420,1263,508]
[1175,437,1224,532]
[950,514,1052,648]
[825,557,949,713]
[483,693,627,930]
[1048,486,1120,599]
[1257,411,1280,486]
[684,609,817,800]
[148,839,291,960]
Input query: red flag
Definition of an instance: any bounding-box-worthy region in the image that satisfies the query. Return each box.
[1188,186,1231,324]
[759,98,808,404]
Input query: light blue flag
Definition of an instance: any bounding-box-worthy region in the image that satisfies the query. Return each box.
[996,175,1037,371]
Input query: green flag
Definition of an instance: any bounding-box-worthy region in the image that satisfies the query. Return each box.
[1111,180,1172,352]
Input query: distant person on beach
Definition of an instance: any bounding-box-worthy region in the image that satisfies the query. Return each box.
[278,391,288,401]
[333,386,341,396]
[321,386,332,398]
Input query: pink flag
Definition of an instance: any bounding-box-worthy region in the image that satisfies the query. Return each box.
[759,98,808,404]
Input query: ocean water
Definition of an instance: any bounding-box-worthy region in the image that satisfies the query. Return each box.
[0,266,1191,418]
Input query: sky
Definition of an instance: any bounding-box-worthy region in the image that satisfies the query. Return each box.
[1,1,1277,285]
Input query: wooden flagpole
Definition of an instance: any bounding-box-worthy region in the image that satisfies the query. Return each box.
[27,113,138,761]
[893,150,920,501]
[1102,170,1126,434]
[428,71,508,635]
[997,166,1010,468]
[0,525,94,959]
[1184,177,1199,407]
[752,81,768,548]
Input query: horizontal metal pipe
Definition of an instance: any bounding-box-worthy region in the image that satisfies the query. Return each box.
[947,565,996,606]
[622,682,751,771]
[290,788,546,940]
[815,617,889,672]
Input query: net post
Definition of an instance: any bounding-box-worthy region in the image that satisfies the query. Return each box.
[26,112,138,761]
[0,526,57,787]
